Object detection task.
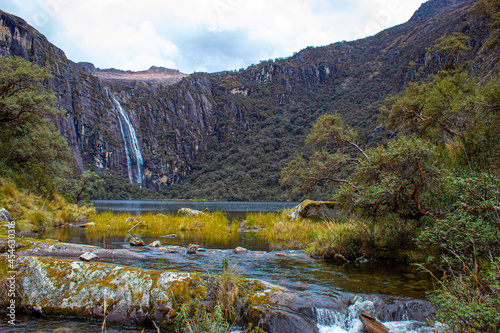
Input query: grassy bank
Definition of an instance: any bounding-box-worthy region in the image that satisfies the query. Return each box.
[245,211,425,262]
[0,178,94,234]
[87,211,240,244]
[87,209,426,262]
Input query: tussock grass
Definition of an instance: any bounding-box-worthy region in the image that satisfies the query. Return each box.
[245,210,423,261]
[246,211,324,250]
[88,207,423,261]
[87,211,240,244]
[0,178,94,233]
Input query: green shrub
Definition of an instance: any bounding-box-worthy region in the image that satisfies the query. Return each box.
[428,259,500,333]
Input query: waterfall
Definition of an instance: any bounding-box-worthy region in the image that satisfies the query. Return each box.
[106,89,143,185]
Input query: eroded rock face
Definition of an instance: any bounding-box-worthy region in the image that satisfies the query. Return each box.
[0,0,486,197]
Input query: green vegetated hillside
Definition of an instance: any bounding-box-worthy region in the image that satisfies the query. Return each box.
[161,0,497,201]
[0,0,497,202]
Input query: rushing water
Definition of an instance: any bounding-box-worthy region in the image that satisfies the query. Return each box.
[6,201,437,332]
[106,90,143,185]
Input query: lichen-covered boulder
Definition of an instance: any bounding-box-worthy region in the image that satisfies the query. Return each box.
[233,246,248,253]
[148,240,162,247]
[288,200,337,220]
[11,256,345,332]
[129,237,145,246]
[15,256,191,326]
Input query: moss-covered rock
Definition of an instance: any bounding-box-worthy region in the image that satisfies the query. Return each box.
[15,256,192,326]
[13,255,345,332]
[288,200,337,220]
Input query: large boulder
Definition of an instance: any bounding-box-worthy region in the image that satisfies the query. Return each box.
[13,256,189,326]
[244,290,345,333]
[9,256,344,332]
[375,299,438,322]
[288,200,337,220]
[13,239,145,260]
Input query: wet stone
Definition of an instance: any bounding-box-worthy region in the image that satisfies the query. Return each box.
[187,243,198,254]
[79,252,99,261]
[130,237,145,246]
[148,240,162,247]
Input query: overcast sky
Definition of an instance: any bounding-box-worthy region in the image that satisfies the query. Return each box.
[1,0,427,73]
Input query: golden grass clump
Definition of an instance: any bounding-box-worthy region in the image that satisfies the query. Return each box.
[87,210,240,244]
[245,211,324,250]
[0,177,95,233]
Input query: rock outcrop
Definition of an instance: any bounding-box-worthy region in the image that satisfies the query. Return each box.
[0,208,11,222]
[288,200,337,220]
[9,256,345,332]
[0,0,489,199]
[14,239,145,260]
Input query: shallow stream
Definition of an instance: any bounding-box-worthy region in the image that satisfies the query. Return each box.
[3,200,437,332]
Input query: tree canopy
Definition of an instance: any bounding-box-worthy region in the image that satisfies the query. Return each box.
[0,56,73,196]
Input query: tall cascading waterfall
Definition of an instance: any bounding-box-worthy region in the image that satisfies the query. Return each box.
[106,88,143,186]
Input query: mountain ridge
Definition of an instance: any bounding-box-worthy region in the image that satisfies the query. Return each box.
[0,0,495,200]
[82,64,187,85]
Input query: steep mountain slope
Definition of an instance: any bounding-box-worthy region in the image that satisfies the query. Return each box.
[0,0,494,200]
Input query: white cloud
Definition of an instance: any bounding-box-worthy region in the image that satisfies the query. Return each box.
[1,0,427,73]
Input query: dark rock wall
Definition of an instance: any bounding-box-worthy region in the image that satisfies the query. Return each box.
[0,0,489,193]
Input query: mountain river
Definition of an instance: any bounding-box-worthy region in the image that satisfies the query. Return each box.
[2,200,439,333]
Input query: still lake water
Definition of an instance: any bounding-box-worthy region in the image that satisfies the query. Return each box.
[91,199,300,218]
[6,200,437,333]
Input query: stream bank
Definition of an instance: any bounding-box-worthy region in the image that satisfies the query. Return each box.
[1,237,439,332]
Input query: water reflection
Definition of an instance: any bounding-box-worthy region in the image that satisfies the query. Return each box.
[42,226,434,300]
[24,201,438,333]
[91,199,299,217]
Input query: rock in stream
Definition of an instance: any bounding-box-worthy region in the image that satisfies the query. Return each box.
[9,255,345,332]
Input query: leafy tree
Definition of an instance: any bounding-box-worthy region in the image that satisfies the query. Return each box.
[64,170,104,203]
[381,69,500,172]
[280,114,365,198]
[433,32,471,70]
[335,136,448,220]
[0,56,62,123]
[282,114,448,220]
[0,56,73,195]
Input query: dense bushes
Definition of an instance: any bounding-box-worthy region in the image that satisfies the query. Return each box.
[281,21,500,329]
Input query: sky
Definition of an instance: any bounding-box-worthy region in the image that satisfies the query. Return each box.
[1,0,427,73]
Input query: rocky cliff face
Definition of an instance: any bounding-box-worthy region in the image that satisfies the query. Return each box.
[0,0,491,198]
[0,10,220,188]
